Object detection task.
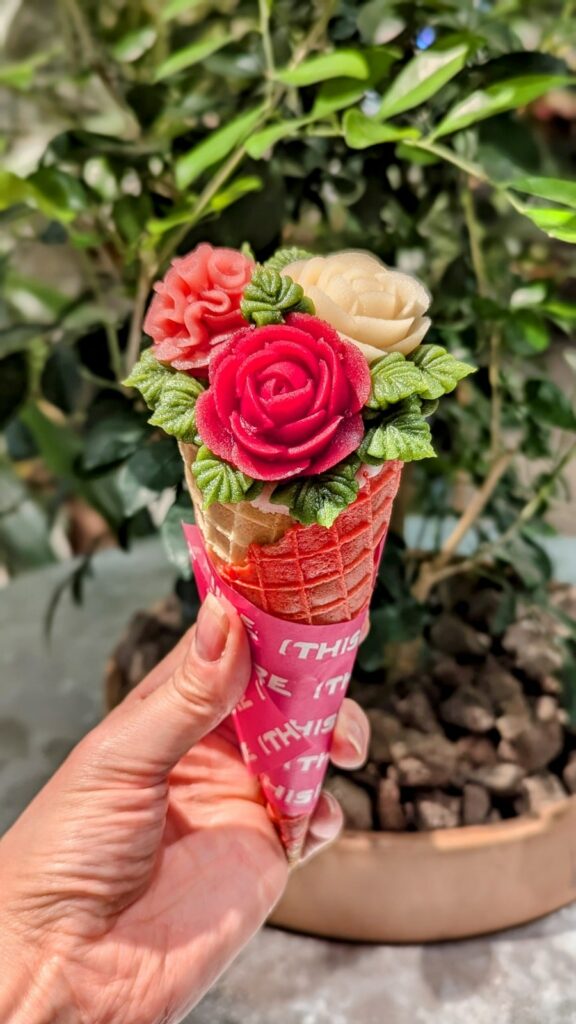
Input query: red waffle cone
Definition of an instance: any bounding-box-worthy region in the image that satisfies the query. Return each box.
[216,461,402,625]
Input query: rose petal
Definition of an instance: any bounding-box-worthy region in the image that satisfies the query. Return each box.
[307,414,365,475]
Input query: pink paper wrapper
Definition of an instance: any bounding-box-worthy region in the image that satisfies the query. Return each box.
[183,524,372,829]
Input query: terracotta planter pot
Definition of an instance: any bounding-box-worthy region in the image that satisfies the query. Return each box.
[270,796,576,942]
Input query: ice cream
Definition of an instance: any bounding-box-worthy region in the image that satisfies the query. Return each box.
[125,243,474,862]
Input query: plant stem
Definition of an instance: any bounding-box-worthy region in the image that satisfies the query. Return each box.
[461,184,503,460]
[258,0,276,84]
[437,452,513,565]
[412,442,576,603]
[406,139,489,183]
[461,187,488,298]
[124,266,152,376]
[412,451,513,602]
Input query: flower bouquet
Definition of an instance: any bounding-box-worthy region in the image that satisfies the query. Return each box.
[125,243,474,861]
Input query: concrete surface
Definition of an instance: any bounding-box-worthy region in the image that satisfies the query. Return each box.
[1,540,576,1023]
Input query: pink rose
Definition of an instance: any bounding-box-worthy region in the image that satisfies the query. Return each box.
[143,243,254,376]
[195,313,371,481]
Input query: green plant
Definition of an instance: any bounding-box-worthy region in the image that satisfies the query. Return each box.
[1,0,575,677]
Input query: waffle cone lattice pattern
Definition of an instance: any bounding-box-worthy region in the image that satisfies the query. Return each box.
[180,442,293,564]
[216,461,403,625]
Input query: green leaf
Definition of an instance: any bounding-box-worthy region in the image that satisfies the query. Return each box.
[264,247,313,272]
[109,26,157,63]
[275,50,370,87]
[146,200,198,238]
[149,375,206,443]
[510,282,547,309]
[0,170,35,213]
[160,0,204,22]
[124,348,174,409]
[0,352,28,427]
[343,109,420,149]
[525,379,576,431]
[0,51,54,91]
[191,446,261,507]
[175,105,265,189]
[310,47,400,118]
[271,457,360,528]
[359,399,436,464]
[28,167,89,222]
[116,439,182,516]
[0,324,44,359]
[240,267,314,325]
[508,176,576,210]
[153,30,234,81]
[160,495,194,579]
[367,351,425,409]
[207,175,262,212]
[82,407,149,471]
[434,75,575,138]
[410,344,475,400]
[245,118,312,159]
[515,205,576,243]
[378,43,469,120]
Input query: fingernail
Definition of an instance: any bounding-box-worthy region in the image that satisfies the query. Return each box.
[195,594,229,662]
[309,792,342,842]
[347,718,366,759]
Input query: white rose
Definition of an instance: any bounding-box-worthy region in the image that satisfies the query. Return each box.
[283,251,431,362]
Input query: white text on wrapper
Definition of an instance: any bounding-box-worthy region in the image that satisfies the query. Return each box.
[255,714,338,756]
[235,666,351,709]
[261,776,323,809]
[278,631,363,661]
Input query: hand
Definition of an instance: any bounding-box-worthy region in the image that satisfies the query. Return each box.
[0,595,370,1024]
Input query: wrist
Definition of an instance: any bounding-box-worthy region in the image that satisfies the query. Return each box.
[0,931,78,1024]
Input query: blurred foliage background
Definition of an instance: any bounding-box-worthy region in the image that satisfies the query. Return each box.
[0,0,575,659]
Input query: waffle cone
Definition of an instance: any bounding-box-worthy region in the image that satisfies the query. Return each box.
[180,442,402,626]
[179,442,293,564]
[180,442,402,862]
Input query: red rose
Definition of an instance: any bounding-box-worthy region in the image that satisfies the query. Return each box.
[143,243,254,376]
[195,313,371,481]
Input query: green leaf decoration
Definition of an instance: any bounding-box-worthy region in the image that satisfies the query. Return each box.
[240,266,314,326]
[367,351,426,409]
[123,348,174,409]
[420,398,439,418]
[410,344,475,400]
[264,247,313,272]
[271,456,360,528]
[191,446,263,508]
[148,375,206,443]
[358,399,436,464]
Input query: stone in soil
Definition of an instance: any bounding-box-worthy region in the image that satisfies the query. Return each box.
[468,763,525,796]
[377,777,406,831]
[414,791,461,830]
[390,730,459,788]
[503,613,567,680]
[432,656,475,690]
[466,588,506,631]
[456,735,498,768]
[563,753,576,794]
[440,685,495,734]
[515,771,567,815]
[462,783,491,826]
[393,688,439,734]
[497,717,563,774]
[476,656,526,716]
[326,776,372,831]
[366,710,402,764]
[429,614,491,658]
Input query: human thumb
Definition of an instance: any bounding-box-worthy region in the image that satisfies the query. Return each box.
[82,595,251,781]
